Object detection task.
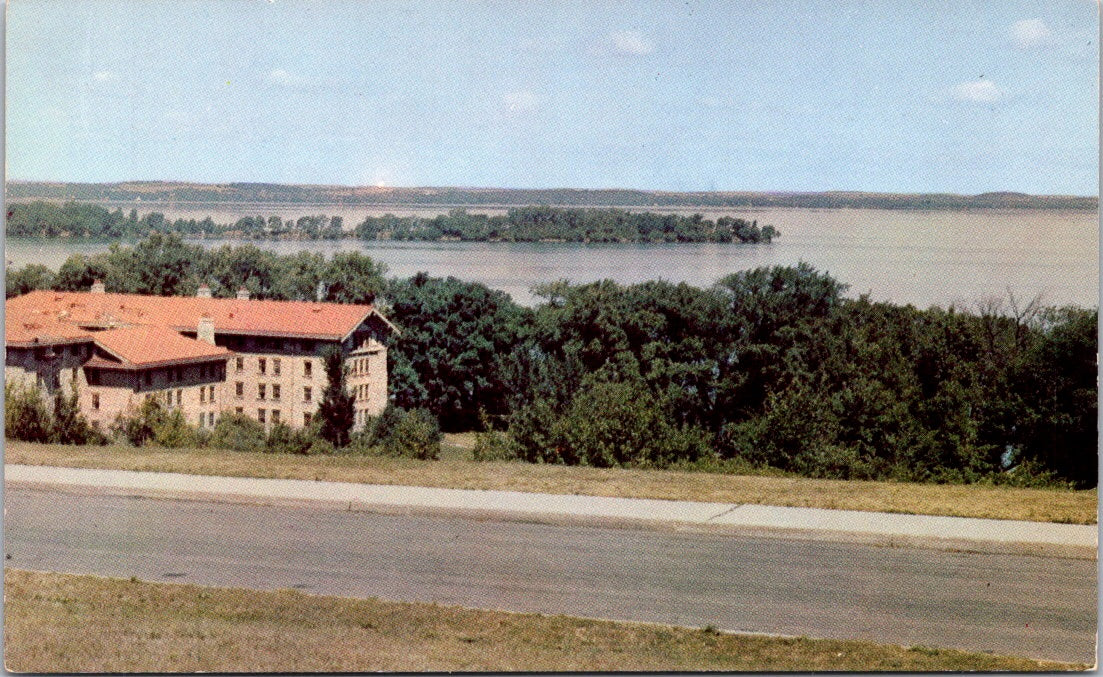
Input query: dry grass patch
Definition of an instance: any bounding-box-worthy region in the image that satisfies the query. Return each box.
[5,440,1096,524]
[4,569,1084,672]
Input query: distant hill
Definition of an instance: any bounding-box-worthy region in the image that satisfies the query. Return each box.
[5,181,1097,211]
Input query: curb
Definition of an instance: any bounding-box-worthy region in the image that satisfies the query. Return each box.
[5,464,1097,560]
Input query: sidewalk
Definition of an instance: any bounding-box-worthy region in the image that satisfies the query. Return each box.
[5,464,1097,559]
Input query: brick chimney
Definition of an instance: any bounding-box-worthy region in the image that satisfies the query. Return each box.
[236,287,250,300]
[197,315,215,344]
[196,283,212,299]
[90,280,106,294]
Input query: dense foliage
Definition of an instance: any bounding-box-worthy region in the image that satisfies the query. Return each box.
[7,201,776,244]
[6,236,1097,487]
[354,206,776,243]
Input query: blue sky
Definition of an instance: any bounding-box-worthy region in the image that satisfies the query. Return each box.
[6,0,1099,194]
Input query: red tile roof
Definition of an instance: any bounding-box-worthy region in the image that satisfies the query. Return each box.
[4,312,95,346]
[90,326,232,367]
[7,290,390,341]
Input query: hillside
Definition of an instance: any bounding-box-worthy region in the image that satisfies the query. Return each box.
[5,181,1097,211]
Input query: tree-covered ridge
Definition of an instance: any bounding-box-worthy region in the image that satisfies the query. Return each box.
[5,202,777,243]
[6,235,1097,489]
[7,180,1098,210]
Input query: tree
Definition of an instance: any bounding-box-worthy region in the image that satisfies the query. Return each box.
[5,382,52,442]
[384,273,532,430]
[318,346,354,447]
[51,382,99,444]
[6,264,56,298]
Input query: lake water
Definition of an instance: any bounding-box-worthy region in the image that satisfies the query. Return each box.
[5,208,1098,309]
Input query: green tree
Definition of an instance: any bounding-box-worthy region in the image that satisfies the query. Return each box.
[50,382,99,445]
[318,346,355,447]
[385,273,532,430]
[6,264,56,298]
[4,382,52,442]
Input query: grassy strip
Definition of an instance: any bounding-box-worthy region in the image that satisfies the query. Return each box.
[4,569,1083,672]
[5,440,1096,524]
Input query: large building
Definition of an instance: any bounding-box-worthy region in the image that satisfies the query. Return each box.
[5,284,397,433]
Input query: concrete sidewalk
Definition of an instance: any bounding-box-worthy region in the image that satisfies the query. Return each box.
[5,464,1097,558]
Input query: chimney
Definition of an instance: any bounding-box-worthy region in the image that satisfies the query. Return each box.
[197,315,215,344]
[90,280,106,294]
[196,284,212,299]
[236,287,250,300]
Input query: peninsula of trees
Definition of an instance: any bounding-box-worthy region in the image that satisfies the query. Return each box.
[4,202,777,243]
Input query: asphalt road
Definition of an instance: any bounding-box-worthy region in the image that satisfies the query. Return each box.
[4,486,1096,664]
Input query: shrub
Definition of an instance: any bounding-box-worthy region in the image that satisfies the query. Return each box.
[265,422,313,455]
[307,437,337,456]
[152,409,201,448]
[472,428,515,462]
[472,410,516,461]
[553,380,709,468]
[5,382,52,443]
[381,408,441,460]
[113,396,167,446]
[209,413,266,452]
[50,383,101,445]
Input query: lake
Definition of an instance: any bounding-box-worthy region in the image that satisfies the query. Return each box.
[5,208,1098,309]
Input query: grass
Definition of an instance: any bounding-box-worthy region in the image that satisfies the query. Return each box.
[4,569,1086,672]
[5,439,1096,524]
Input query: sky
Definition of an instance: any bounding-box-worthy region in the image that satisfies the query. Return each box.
[5,0,1099,194]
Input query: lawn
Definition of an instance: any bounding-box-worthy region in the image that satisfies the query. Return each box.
[4,569,1085,672]
[5,439,1096,524]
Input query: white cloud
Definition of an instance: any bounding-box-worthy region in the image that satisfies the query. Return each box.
[589,30,654,57]
[92,70,116,82]
[502,90,537,115]
[266,68,303,87]
[611,30,654,56]
[1011,18,1054,49]
[951,79,1003,104]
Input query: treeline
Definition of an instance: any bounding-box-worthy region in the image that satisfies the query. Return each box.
[6,201,776,243]
[5,201,344,240]
[8,181,1098,210]
[353,206,776,242]
[6,235,1097,488]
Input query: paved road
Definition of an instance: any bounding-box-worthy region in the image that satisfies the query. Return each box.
[4,486,1096,664]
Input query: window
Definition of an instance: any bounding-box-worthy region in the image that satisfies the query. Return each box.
[236,357,244,373]
[303,361,312,378]
[209,385,215,403]
[271,410,280,424]
[208,412,215,427]
[303,386,312,402]
[200,388,206,404]
[303,412,312,426]
[236,382,244,398]
[258,384,266,400]
[92,393,100,410]
[259,358,267,375]
[273,359,281,376]
[272,384,281,401]
[257,409,266,423]
[177,389,183,406]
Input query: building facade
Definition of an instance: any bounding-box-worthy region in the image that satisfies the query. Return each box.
[5,285,396,433]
